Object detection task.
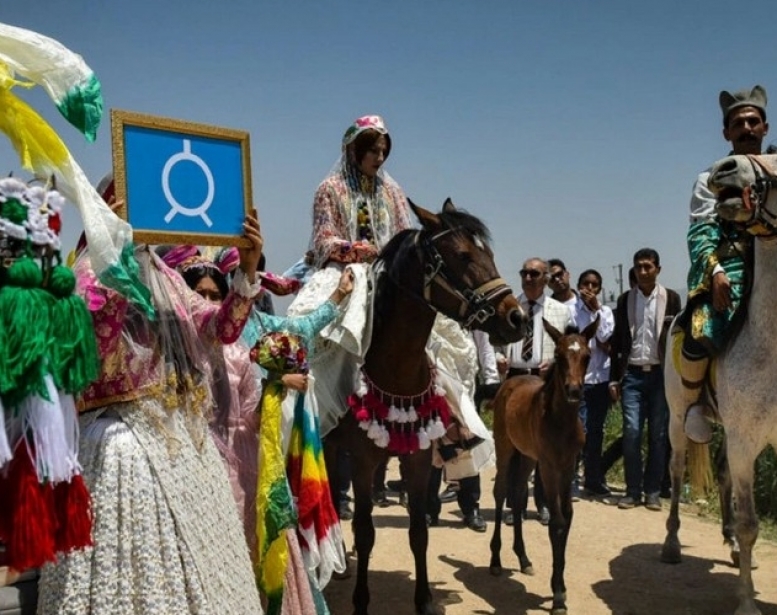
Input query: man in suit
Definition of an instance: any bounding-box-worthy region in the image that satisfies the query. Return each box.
[609,248,682,511]
[499,257,574,523]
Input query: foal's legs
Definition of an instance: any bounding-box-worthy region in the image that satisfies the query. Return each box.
[511,453,536,574]
[400,450,435,615]
[542,460,575,615]
[489,443,512,575]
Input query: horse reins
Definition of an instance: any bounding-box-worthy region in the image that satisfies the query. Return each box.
[742,154,777,238]
[415,227,513,328]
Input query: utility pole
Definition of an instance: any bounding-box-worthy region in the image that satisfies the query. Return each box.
[613,263,623,296]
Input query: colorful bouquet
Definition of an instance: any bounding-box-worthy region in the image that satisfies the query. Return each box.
[251,331,308,375]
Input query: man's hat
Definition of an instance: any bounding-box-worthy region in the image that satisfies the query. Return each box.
[719,85,767,123]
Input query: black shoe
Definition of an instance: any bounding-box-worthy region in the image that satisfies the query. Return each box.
[584,483,612,497]
[386,479,405,493]
[464,511,487,533]
[426,514,439,527]
[372,490,391,507]
[439,484,458,503]
[338,502,353,520]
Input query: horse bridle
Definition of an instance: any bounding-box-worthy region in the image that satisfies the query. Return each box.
[415,227,513,328]
[740,155,777,237]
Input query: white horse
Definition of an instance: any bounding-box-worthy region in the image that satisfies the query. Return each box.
[661,153,777,615]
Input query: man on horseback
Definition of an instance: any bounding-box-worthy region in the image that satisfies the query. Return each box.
[680,85,769,444]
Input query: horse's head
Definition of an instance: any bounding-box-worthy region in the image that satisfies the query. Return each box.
[708,154,777,237]
[401,198,526,345]
[544,316,599,404]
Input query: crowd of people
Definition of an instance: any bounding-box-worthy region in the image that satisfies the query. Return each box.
[1,21,773,615]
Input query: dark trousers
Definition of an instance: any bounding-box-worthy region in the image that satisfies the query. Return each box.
[428,466,481,518]
[582,382,611,489]
[621,367,669,498]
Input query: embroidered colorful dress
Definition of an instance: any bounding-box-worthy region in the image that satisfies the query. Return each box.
[686,169,750,352]
[37,248,264,615]
[253,302,345,615]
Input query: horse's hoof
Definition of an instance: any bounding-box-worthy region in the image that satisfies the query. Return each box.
[489,565,502,576]
[550,607,567,615]
[660,540,681,564]
[521,564,535,576]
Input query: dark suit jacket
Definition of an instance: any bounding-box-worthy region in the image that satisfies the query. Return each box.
[609,284,682,383]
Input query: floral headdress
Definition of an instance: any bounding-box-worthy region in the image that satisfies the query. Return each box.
[341,114,389,150]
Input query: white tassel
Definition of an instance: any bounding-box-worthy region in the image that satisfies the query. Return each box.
[58,391,81,475]
[387,405,400,422]
[429,417,446,440]
[397,409,409,424]
[376,426,390,448]
[367,420,381,440]
[359,420,371,431]
[0,397,12,468]
[417,426,431,450]
[21,374,70,482]
[407,406,418,423]
[355,374,368,397]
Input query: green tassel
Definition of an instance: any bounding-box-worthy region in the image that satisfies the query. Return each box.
[46,264,100,394]
[0,256,52,406]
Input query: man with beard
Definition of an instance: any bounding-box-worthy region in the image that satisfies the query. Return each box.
[680,85,768,444]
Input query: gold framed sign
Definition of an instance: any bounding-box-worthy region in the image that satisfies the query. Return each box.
[111,109,253,247]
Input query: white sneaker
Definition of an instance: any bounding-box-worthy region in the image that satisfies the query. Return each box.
[684,404,713,444]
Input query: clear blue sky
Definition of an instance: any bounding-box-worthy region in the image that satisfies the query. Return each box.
[3,1,775,305]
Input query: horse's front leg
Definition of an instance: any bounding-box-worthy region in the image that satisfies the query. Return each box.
[489,448,512,575]
[727,440,761,615]
[402,449,435,615]
[544,463,574,615]
[351,450,383,615]
[513,454,535,575]
[661,410,688,564]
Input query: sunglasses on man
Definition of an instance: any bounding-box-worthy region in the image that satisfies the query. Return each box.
[520,268,545,279]
[549,270,566,281]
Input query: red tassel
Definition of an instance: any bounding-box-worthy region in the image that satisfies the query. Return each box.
[54,474,93,553]
[5,449,56,571]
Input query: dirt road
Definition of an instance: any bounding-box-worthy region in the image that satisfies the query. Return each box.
[324,466,777,615]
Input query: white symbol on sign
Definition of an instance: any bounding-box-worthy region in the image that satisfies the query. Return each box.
[162,139,214,227]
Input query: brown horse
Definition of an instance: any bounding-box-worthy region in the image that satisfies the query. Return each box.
[489,317,599,615]
[324,198,526,615]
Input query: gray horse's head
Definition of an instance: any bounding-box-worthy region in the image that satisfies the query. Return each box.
[708,154,777,230]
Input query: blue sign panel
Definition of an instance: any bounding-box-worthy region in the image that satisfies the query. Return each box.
[120,122,249,241]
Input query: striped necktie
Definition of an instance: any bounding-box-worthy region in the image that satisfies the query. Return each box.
[521,300,536,362]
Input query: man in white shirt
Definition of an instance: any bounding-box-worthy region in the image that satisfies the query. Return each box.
[498,257,574,523]
[548,258,579,322]
[609,249,682,511]
[574,269,615,496]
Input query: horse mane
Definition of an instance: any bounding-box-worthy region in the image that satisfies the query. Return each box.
[437,207,492,245]
[371,206,492,329]
[373,229,421,328]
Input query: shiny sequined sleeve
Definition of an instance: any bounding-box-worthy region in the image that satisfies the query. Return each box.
[256,300,339,351]
[687,171,721,299]
[74,255,129,358]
